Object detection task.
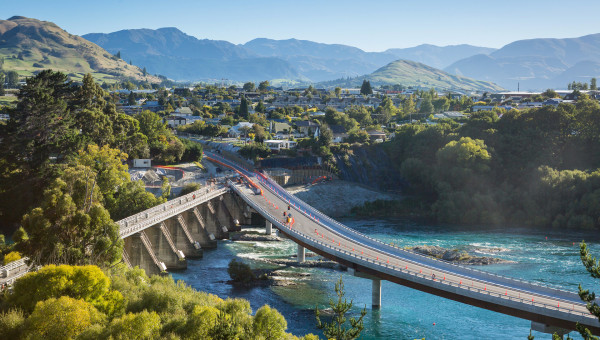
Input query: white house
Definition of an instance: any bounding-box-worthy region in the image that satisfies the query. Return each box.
[133,159,151,168]
[265,140,298,152]
[228,122,254,138]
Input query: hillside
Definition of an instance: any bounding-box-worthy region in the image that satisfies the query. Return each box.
[445,33,600,90]
[0,16,159,83]
[84,28,300,82]
[320,60,504,92]
[384,44,496,69]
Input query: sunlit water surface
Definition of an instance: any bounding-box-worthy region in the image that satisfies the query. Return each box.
[172,219,600,339]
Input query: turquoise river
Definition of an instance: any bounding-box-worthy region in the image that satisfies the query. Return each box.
[172,218,600,339]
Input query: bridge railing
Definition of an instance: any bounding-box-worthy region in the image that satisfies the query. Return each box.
[117,185,230,238]
[230,181,598,325]
[0,257,29,274]
[255,171,582,300]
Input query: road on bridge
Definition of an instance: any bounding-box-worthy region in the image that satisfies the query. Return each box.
[206,151,600,334]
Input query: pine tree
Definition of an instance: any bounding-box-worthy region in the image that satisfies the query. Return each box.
[239,96,249,118]
[115,51,121,59]
[591,78,597,91]
[360,80,373,95]
[315,275,366,340]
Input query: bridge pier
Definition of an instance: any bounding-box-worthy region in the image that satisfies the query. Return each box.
[265,221,272,235]
[217,196,239,232]
[123,233,165,276]
[372,279,381,309]
[297,245,305,263]
[166,215,203,258]
[222,192,252,226]
[348,268,382,309]
[145,224,187,270]
[189,208,217,248]
[201,201,228,239]
[531,322,570,339]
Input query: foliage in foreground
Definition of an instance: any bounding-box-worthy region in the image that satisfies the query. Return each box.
[315,275,366,340]
[0,264,319,339]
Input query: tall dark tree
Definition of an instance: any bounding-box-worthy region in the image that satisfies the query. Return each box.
[591,78,597,91]
[0,72,5,96]
[238,96,249,119]
[115,51,121,59]
[6,71,19,88]
[360,80,373,95]
[10,70,76,168]
[128,91,136,106]
[258,80,270,92]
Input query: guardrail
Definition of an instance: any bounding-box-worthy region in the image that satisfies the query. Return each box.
[255,171,584,301]
[229,181,599,326]
[118,186,230,238]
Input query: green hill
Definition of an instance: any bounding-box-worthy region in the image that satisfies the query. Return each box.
[0,16,160,83]
[320,59,504,92]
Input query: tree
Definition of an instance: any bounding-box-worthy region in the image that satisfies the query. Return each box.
[20,166,123,266]
[243,82,255,92]
[115,51,121,59]
[102,311,161,339]
[239,96,249,119]
[128,91,136,106]
[419,97,434,113]
[10,70,76,168]
[542,89,560,99]
[360,80,373,95]
[6,71,18,88]
[253,305,287,340]
[373,96,396,124]
[142,67,147,77]
[253,124,267,143]
[315,275,366,340]
[7,264,123,316]
[591,78,598,91]
[25,296,105,340]
[318,125,333,148]
[255,100,266,114]
[335,87,342,98]
[0,72,5,96]
[576,241,600,339]
[258,80,270,92]
[227,259,255,283]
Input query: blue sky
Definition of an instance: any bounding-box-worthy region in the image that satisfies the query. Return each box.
[4,0,600,51]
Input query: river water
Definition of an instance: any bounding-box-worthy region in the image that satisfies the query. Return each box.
[171,218,600,339]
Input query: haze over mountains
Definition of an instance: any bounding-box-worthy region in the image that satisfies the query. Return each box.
[445,33,600,90]
[83,27,500,88]
[5,16,600,91]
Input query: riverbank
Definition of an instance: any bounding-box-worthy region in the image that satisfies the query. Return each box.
[285,180,400,217]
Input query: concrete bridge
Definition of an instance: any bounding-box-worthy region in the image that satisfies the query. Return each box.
[3,150,598,336]
[204,151,600,337]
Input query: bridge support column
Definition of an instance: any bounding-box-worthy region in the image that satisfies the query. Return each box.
[222,193,251,226]
[372,279,381,309]
[297,245,305,263]
[123,233,164,276]
[531,322,570,339]
[189,208,217,248]
[145,224,187,270]
[202,202,228,239]
[266,221,272,235]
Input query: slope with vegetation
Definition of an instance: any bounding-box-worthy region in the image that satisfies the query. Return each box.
[320,60,504,92]
[0,16,160,83]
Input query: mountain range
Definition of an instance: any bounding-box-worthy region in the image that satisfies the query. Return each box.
[0,16,158,83]
[444,34,600,90]
[5,16,600,91]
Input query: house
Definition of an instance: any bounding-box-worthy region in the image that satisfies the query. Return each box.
[472,105,513,112]
[133,159,151,168]
[173,107,193,116]
[228,122,254,138]
[269,121,291,134]
[432,111,466,120]
[367,130,386,142]
[329,124,348,143]
[295,120,319,135]
[265,140,298,152]
[163,116,187,128]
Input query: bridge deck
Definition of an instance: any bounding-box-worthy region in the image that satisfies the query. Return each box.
[206,151,600,333]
